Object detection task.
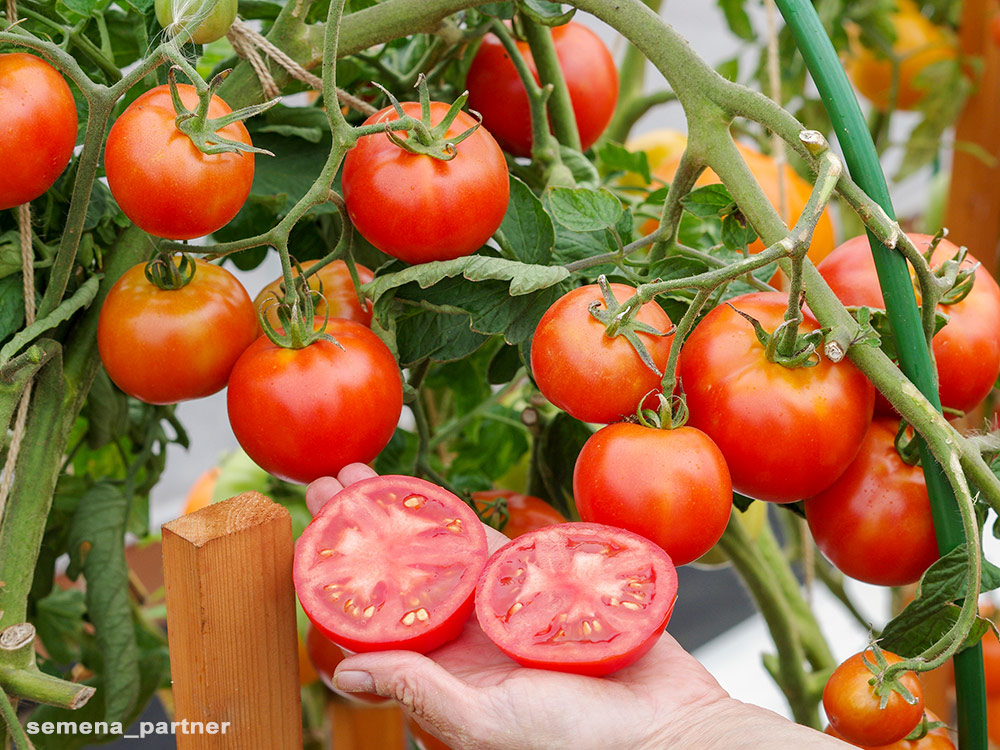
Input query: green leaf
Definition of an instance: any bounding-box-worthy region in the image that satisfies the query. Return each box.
[716,57,739,82]
[494,176,555,265]
[0,274,26,342]
[880,545,1000,656]
[450,407,530,481]
[373,428,420,475]
[366,256,569,309]
[681,184,735,218]
[719,0,754,40]
[558,145,601,187]
[66,483,140,725]
[395,309,490,365]
[478,2,515,18]
[0,231,26,279]
[35,588,87,665]
[82,368,130,449]
[546,187,623,232]
[529,413,593,519]
[598,142,652,185]
[487,343,522,384]
[721,211,759,251]
[256,106,330,143]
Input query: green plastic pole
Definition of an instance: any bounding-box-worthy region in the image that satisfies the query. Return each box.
[774,2,986,748]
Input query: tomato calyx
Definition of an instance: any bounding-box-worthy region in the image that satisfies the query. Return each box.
[370,76,482,162]
[144,252,196,290]
[864,645,922,711]
[637,392,690,431]
[727,302,824,369]
[587,275,674,377]
[167,66,276,157]
[257,258,341,350]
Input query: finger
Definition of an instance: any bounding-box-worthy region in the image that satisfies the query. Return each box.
[305,476,344,516]
[335,650,494,746]
[336,463,378,487]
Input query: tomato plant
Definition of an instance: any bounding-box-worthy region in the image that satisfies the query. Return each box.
[845,0,957,111]
[97,258,258,404]
[154,0,237,44]
[471,490,566,538]
[341,101,509,264]
[804,419,938,587]
[0,52,78,211]
[104,83,255,240]
[530,282,673,424]
[572,422,732,565]
[465,21,618,156]
[294,475,488,654]
[818,233,1000,415]
[253,259,374,330]
[226,319,402,484]
[475,522,677,676]
[823,650,925,746]
[679,291,875,503]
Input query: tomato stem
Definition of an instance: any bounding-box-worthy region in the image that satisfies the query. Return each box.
[521,17,581,152]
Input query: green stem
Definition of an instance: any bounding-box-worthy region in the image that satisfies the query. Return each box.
[0,685,32,750]
[0,668,95,710]
[522,19,580,152]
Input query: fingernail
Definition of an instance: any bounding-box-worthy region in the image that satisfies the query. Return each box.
[335,670,376,693]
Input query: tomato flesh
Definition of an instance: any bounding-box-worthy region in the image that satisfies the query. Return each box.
[294,476,488,654]
[476,523,677,676]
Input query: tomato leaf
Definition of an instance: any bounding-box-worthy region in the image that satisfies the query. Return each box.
[547,187,624,232]
[598,141,652,186]
[558,146,601,188]
[393,309,490,365]
[35,587,87,665]
[718,0,754,41]
[495,176,555,265]
[81,369,130,450]
[0,274,26,342]
[373,427,420,476]
[721,211,759,251]
[879,545,1000,656]
[65,482,140,725]
[681,184,736,218]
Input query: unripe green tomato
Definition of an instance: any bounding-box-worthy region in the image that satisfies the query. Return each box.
[690,501,768,569]
[155,0,237,45]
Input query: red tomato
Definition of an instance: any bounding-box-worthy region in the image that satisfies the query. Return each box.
[471,490,566,538]
[804,419,938,586]
[983,628,1000,697]
[305,625,388,704]
[294,476,488,654]
[253,260,374,331]
[0,53,78,210]
[825,713,954,749]
[465,22,618,156]
[530,283,673,424]
[104,84,254,240]
[990,694,1000,745]
[824,650,925,747]
[573,423,732,565]
[817,233,1000,414]
[226,319,402,484]
[475,522,678,676]
[679,292,875,503]
[341,101,509,264]
[98,259,258,404]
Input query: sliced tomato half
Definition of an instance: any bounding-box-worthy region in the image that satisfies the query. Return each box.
[294,476,488,654]
[475,522,678,676]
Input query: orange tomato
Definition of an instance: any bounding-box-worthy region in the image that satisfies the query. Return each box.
[825,712,954,749]
[253,260,374,332]
[845,0,957,111]
[642,142,836,267]
[471,490,567,539]
[181,466,221,515]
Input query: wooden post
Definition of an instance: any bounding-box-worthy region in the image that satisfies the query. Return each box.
[329,699,407,750]
[945,0,1000,275]
[162,492,303,749]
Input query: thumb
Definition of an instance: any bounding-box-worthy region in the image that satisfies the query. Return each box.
[335,650,492,746]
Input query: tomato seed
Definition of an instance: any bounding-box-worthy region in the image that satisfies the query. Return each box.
[621,601,641,611]
[445,518,463,533]
[403,494,425,509]
[506,602,524,619]
[416,608,429,622]
[582,622,592,635]
[592,620,603,632]
[401,611,417,626]
[319,549,334,557]
[363,605,376,618]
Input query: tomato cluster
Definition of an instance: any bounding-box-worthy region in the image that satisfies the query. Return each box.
[294,476,679,677]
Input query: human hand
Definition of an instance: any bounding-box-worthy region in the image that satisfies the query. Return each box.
[305,469,848,750]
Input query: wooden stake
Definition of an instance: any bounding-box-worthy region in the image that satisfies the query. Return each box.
[163,492,302,749]
[945,0,1000,275]
[330,698,407,750]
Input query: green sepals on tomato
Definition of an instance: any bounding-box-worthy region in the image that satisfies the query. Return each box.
[104,84,254,240]
[817,233,1000,415]
[465,22,618,156]
[0,53,78,211]
[804,419,938,587]
[226,318,403,484]
[341,101,509,264]
[823,649,925,747]
[155,0,238,45]
[573,422,732,566]
[679,291,875,503]
[530,282,673,424]
[475,522,677,676]
[294,476,488,654]
[253,260,374,333]
[97,258,258,404]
